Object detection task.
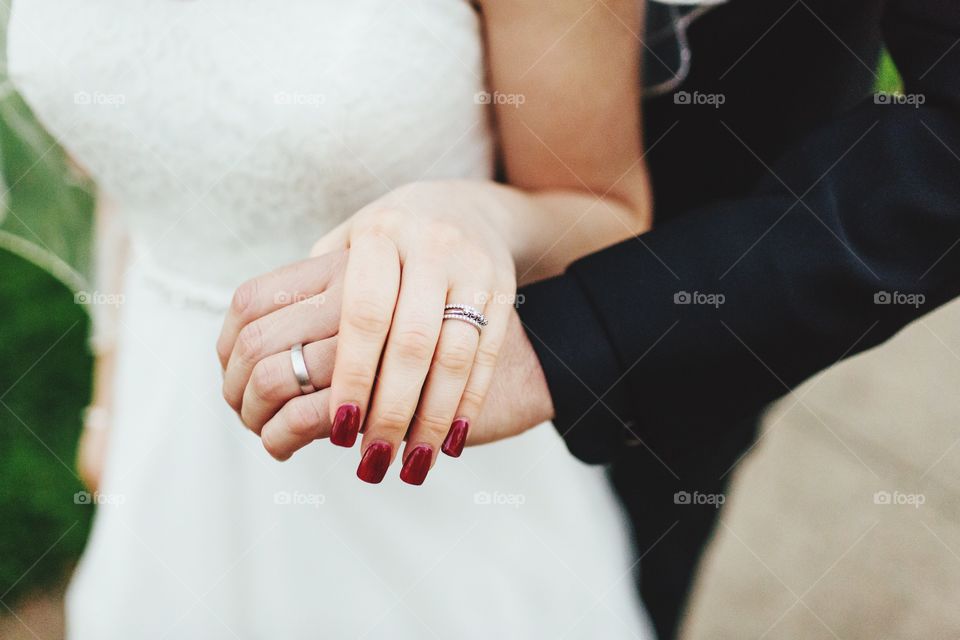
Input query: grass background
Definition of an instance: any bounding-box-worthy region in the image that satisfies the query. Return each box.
[0,55,905,606]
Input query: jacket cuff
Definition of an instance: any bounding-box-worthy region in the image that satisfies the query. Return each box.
[517,273,633,464]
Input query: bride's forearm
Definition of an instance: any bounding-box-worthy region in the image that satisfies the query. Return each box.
[432,176,653,286]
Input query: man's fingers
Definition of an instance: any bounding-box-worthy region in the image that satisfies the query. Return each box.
[328,230,401,448]
[240,337,337,434]
[222,292,340,412]
[260,388,332,461]
[217,252,346,369]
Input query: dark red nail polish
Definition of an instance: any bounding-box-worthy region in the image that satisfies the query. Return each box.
[442,419,469,458]
[357,441,392,484]
[400,445,433,486]
[331,404,360,447]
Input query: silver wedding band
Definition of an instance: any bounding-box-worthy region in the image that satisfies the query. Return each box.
[290,343,316,395]
[443,304,487,334]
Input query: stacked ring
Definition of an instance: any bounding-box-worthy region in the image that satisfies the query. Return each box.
[444,304,487,325]
[442,304,488,334]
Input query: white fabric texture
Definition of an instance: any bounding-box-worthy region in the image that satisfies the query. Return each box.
[8,1,655,638]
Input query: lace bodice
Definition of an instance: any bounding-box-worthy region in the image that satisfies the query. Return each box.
[8,0,492,298]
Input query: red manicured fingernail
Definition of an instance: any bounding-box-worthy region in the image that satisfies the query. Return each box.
[357,441,392,484]
[400,445,433,486]
[441,419,469,458]
[331,403,360,447]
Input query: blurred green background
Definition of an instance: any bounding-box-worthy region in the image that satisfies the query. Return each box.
[0,55,904,607]
[0,88,95,607]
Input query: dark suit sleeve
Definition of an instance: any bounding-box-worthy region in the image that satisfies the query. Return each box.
[518,0,960,463]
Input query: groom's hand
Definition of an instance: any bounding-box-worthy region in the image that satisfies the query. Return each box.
[465,309,555,446]
[217,247,554,462]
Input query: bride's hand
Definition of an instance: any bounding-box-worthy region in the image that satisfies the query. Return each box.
[218,182,520,484]
[313,182,518,484]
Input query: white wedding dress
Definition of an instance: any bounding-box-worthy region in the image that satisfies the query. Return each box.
[8,1,655,638]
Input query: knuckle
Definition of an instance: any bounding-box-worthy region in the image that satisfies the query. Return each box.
[468,251,496,281]
[260,429,287,461]
[425,221,462,252]
[230,279,260,320]
[250,359,286,401]
[235,322,265,363]
[287,398,323,438]
[346,298,392,337]
[393,323,437,362]
[215,335,231,367]
[459,386,487,412]
[222,380,241,411]
[239,410,264,436]
[372,408,412,437]
[414,412,453,439]
[473,342,500,370]
[339,364,377,391]
[435,339,475,376]
[358,208,403,237]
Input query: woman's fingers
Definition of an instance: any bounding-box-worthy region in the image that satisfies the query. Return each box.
[260,388,333,461]
[399,286,486,483]
[217,252,346,370]
[240,337,338,435]
[222,291,340,412]
[355,259,448,483]
[328,230,401,449]
[443,286,515,457]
